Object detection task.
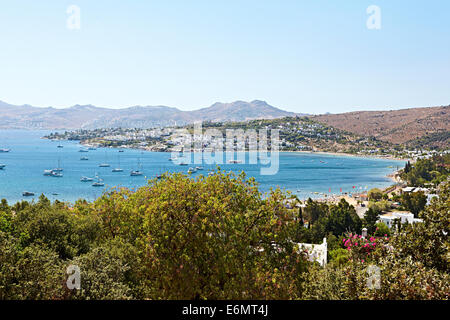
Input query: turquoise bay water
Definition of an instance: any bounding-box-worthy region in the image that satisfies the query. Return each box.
[0,130,405,204]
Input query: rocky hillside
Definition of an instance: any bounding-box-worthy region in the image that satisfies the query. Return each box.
[313,105,450,148]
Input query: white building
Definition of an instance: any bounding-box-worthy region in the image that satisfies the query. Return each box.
[297,238,327,266]
[378,211,423,229]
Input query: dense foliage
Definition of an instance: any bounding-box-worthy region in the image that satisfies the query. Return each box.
[0,170,448,300]
[402,154,449,186]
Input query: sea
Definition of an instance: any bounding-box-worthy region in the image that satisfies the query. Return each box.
[0,130,406,204]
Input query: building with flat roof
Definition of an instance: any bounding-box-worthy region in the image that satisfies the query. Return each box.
[379,211,423,229]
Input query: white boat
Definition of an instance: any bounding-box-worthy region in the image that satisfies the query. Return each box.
[99,151,110,167]
[112,155,123,172]
[195,166,204,170]
[0,164,5,169]
[130,154,143,176]
[188,167,197,174]
[52,159,63,172]
[228,160,243,164]
[92,182,105,187]
[80,156,89,160]
[130,170,143,176]
[0,148,10,153]
[80,176,94,182]
[92,175,104,187]
[43,169,54,176]
[79,148,89,153]
[50,171,63,177]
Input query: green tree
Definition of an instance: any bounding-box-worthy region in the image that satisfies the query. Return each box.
[401,191,427,217]
[368,188,383,201]
[363,208,380,235]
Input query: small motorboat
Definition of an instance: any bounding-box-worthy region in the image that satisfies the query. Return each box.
[112,168,123,172]
[99,163,110,167]
[57,145,64,148]
[0,164,5,169]
[79,148,89,153]
[0,148,10,153]
[92,182,105,187]
[130,170,143,176]
[22,191,35,197]
[80,176,94,182]
[92,175,104,187]
[187,167,197,174]
[195,166,204,170]
[80,157,89,161]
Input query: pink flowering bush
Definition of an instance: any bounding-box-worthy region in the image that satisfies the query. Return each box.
[342,233,389,263]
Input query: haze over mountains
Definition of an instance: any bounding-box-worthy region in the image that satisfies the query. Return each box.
[0,100,297,130]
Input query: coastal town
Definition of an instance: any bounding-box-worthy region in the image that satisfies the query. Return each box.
[43,117,447,161]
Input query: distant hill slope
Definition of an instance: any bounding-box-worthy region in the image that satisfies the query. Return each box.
[313,105,450,148]
[0,100,297,130]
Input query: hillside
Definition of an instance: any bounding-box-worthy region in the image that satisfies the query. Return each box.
[313,105,450,148]
[0,100,296,130]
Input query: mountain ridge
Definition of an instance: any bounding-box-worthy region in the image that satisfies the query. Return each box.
[0,100,297,130]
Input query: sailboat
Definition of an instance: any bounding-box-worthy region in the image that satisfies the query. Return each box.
[112,155,123,172]
[130,155,143,176]
[52,158,63,172]
[92,174,105,187]
[99,151,110,167]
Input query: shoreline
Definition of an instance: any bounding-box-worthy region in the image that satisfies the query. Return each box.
[78,140,409,162]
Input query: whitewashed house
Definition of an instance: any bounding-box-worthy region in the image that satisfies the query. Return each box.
[297,238,327,266]
[379,211,423,229]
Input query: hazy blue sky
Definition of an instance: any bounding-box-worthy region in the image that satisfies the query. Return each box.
[0,0,449,114]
